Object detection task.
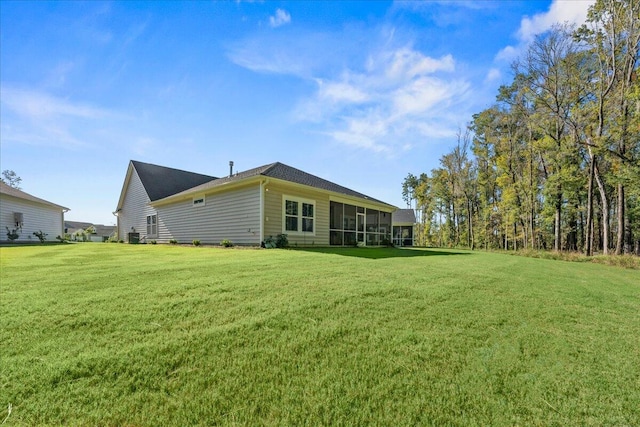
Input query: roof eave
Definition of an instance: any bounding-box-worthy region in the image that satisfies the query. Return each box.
[149,175,263,207]
[265,176,398,210]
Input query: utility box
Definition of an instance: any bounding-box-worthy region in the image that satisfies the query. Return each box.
[128,232,140,244]
[13,212,24,227]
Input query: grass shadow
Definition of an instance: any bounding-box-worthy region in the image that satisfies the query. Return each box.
[292,246,472,259]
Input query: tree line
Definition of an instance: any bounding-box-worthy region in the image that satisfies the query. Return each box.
[403,0,640,255]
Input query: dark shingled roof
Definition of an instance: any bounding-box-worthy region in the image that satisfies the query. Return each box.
[392,209,417,224]
[1,181,69,210]
[131,160,217,202]
[166,162,392,206]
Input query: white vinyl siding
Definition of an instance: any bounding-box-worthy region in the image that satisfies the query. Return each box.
[0,195,64,242]
[155,184,261,245]
[118,167,157,241]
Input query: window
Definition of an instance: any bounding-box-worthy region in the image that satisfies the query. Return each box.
[146,214,157,237]
[283,196,315,234]
[193,196,205,207]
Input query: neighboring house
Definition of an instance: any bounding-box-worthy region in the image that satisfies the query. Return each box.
[92,224,117,242]
[115,160,397,246]
[0,182,68,243]
[392,209,417,247]
[64,221,116,242]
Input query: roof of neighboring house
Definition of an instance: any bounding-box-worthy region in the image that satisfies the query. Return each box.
[0,182,69,211]
[163,162,393,207]
[65,221,94,230]
[131,160,217,202]
[93,224,116,236]
[392,208,416,224]
[64,221,115,236]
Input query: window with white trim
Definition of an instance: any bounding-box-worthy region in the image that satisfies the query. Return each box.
[146,214,157,237]
[283,196,315,234]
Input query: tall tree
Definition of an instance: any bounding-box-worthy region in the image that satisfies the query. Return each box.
[1,170,22,189]
[578,0,640,254]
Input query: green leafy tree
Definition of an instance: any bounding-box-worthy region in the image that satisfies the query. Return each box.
[1,170,22,189]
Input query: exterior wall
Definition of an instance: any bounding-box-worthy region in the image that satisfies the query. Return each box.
[154,184,261,244]
[263,182,330,246]
[118,168,156,242]
[0,194,64,242]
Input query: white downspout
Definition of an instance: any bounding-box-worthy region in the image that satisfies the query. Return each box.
[260,178,270,245]
[260,180,265,244]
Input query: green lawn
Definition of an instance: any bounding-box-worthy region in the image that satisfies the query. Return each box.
[1,244,639,426]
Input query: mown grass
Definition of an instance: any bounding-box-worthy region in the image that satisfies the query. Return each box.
[1,244,639,426]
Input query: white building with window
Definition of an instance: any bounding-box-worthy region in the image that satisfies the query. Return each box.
[115,160,396,246]
[1,182,68,243]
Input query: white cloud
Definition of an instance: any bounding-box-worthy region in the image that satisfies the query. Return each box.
[229,27,471,154]
[484,68,501,83]
[518,0,592,43]
[496,0,595,62]
[269,9,291,28]
[297,47,468,153]
[0,86,116,149]
[1,86,108,120]
[317,79,370,104]
[385,49,455,80]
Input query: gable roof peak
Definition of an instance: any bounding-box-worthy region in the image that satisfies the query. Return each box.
[130,160,217,201]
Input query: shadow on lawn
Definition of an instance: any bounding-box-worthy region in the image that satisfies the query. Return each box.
[293,247,471,259]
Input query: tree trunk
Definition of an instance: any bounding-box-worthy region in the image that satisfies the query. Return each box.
[554,191,562,251]
[585,151,595,256]
[616,183,625,255]
[594,162,609,255]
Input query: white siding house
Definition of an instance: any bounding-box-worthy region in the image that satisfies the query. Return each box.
[115,160,397,246]
[0,182,68,243]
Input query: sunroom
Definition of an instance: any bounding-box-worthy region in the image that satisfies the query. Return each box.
[329,201,392,246]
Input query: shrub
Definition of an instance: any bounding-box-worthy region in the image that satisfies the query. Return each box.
[192,240,201,246]
[150,240,157,245]
[5,227,20,242]
[33,230,47,243]
[263,234,288,249]
[275,233,289,248]
[169,239,178,245]
[220,239,233,247]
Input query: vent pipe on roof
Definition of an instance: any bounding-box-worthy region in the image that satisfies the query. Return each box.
[229,161,234,177]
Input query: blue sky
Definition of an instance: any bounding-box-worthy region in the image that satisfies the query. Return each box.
[1,0,594,225]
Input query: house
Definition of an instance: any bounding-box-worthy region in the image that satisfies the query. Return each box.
[115,160,397,246]
[0,182,68,243]
[392,209,417,246]
[64,221,117,242]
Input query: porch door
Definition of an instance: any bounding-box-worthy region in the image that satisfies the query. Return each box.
[357,213,365,244]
